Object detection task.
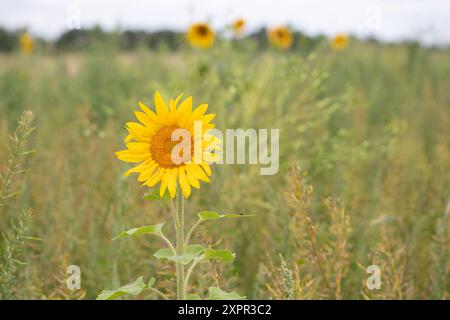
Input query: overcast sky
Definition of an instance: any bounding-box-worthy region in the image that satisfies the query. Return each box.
[1,0,450,45]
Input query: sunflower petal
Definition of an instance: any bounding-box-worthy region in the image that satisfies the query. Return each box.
[124,160,151,176]
[177,96,193,118]
[167,169,177,198]
[187,164,210,182]
[159,170,168,198]
[185,167,200,188]
[144,168,164,187]
[155,92,170,124]
[190,104,208,121]
[201,162,212,176]
[137,162,158,182]
[116,150,149,163]
[178,167,191,198]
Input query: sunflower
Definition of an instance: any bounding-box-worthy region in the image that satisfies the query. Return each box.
[267,26,293,49]
[186,23,215,49]
[331,33,349,51]
[116,92,220,199]
[20,32,34,54]
[232,18,246,37]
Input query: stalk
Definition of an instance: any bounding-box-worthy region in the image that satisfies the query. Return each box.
[174,189,185,300]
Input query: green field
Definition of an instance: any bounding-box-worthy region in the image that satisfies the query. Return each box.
[0,39,449,299]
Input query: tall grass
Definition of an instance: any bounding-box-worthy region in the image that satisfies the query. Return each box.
[0,39,448,299]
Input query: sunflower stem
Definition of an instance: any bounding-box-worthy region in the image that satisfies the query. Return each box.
[175,189,185,300]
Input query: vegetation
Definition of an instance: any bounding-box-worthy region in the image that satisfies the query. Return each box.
[0,35,448,299]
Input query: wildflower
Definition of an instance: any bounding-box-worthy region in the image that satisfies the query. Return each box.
[331,33,349,51]
[232,18,246,37]
[116,92,220,199]
[267,26,293,49]
[186,23,215,49]
[20,32,34,54]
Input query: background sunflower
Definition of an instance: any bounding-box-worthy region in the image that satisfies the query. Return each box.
[267,26,293,49]
[186,23,215,49]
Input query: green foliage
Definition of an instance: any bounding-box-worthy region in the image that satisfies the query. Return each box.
[0,111,35,299]
[154,244,204,265]
[97,276,155,300]
[207,287,246,300]
[197,211,251,222]
[0,209,33,299]
[0,39,448,300]
[112,223,165,240]
[143,189,171,202]
[204,249,235,263]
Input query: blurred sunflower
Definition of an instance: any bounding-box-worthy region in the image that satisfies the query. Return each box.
[116,92,220,199]
[267,26,293,49]
[232,18,246,37]
[187,23,215,49]
[331,33,349,51]
[20,32,34,54]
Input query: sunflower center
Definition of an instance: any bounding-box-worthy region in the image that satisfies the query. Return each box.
[276,30,286,39]
[196,25,209,37]
[150,125,193,169]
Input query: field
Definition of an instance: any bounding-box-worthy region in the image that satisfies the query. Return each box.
[0,39,449,299]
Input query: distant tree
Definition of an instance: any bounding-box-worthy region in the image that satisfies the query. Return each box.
[0,27,17,52]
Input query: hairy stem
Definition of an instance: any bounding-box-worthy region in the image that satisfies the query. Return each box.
[184,255,203,298]
[174,190,185,300]
[185,220,201,247]
[148,286,170,300]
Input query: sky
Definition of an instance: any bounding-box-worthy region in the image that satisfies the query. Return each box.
[1,0,450,45]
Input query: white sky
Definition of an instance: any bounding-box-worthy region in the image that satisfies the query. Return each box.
[1,0,450,45]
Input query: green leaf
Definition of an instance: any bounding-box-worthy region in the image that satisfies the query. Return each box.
[154,244,204,265]
[197,211,251,222]
[112,223,165,240]
[207,287,247,300]
[147,277,156,287]
[204,249,235,263]
[187,294,202,300]
[96,276,152,300]
[143,189,171,202]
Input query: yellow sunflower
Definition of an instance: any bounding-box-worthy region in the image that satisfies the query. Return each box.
[186,23,215,49]
[116,92,220,199]
[20,32,34,54]
[267,26,293,49]
[331,33,349,51]
[232,18,246,37]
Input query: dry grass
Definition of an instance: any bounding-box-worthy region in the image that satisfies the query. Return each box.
[0,40,449,299]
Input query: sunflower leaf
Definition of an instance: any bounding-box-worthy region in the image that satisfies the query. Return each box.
[143,189,171,203]
[187,293,202,300]
[112,223,165,240]
[207,287,247,300]
[204,248,235,263]
[96,276,153,300]
[197,211,252,222]
[154,244,204,265]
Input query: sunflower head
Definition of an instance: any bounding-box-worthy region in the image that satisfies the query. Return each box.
[187,23,215,49]
[331,33,349,51]
[232,18,246,37]
[267,26,293,49]
[116,92,220,199]
[20,32,34,54]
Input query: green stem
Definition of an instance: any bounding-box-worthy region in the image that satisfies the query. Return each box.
[148,287,170,300]
[184,255,204,298]
[184,220,201,247]
[160,233,176,255]
[174,190,185,300]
